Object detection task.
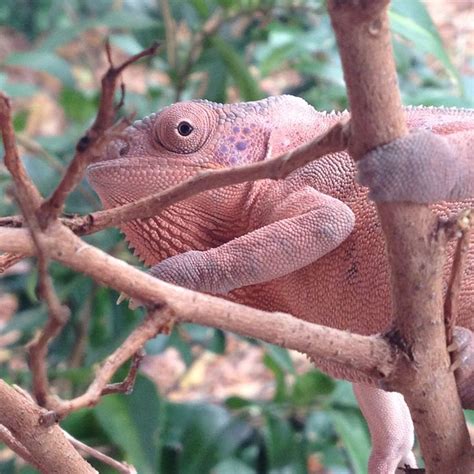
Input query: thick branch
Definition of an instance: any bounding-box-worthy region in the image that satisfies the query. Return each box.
[0,225,395,387]
[328,0,472,471]
[0,381,96,473]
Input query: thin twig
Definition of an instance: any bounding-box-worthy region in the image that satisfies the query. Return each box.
[0,224,396,411]
[0,92,70,409]
[69,117,350,235]
[63,430,137,474]
[16,132,99,207]
[160,0,177,70]
[39,42,160,225]
[0,94,42,210]
[101,348,146,396]
[0,424,42,471]
[50,306,174,419]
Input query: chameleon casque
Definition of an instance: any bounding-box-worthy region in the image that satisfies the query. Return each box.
[87,95,474,473]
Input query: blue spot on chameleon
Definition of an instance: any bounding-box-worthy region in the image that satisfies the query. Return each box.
[233,126,240,133]
[236,141,247,151]
[243,127,251,134]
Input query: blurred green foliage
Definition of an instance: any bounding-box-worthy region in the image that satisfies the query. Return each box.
[0,0,471,472]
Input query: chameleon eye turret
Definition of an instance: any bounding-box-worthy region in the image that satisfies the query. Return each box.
[154,102,214,154]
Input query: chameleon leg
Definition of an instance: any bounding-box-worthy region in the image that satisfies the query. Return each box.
[149,187,354,294]
[353,383,417,473]
[357,129,474,203]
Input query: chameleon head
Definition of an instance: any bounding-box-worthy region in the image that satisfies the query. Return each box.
[87,96,319,210]
[87,100,221,209]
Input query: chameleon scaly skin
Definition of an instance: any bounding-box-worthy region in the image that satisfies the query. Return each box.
[88,96,474,473]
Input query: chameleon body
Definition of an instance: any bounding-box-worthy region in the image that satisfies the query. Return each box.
[87,96,474,473]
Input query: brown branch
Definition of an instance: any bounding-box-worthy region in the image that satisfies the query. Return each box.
[67,118,349,235]
[0,94,42,210]
[38,42,160,225]
[63,430,137,474]
[0,224,396,408]
[16,132,99,206]
[0,380,96,473]
[50,306,173,418]
[1,92,72,409]
[0,118,350,238]
[26,269,70,408]
[101,348,146,396]
[328,0,473,471]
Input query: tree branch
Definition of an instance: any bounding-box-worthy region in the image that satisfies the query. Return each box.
[328,0,473,471]
[63,430,137,474]
[0,224,396,401]
[38,42,160,225]
[68,117,350,235]
[0,381,96,473]
[0,424,42,471]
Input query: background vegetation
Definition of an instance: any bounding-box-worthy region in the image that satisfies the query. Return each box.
[0,1,472,472]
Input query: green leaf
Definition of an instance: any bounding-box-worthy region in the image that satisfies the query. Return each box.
[4,51,75,87]
[94,375,162,474]
[59,88,97,123]
[209,328,226,354]
[162,402,251,473]
[190,0,210,18]
[209,36,263,101]
[262,342,295,374]
[262,412,296,469]
[389,0,460,89]
[225,396,254,410]
[213,458,255,474]
[291,370,336,406]
[329,408,370,474]
[39,12,157,51]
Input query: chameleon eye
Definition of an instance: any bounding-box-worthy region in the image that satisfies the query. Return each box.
[154,102,214,154]
[177,121,193,136]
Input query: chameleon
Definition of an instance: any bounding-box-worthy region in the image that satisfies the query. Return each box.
[87,95,474,473]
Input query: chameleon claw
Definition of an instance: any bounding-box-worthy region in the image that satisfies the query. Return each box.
[116,292,128,305]
[449,358,462,373]
[116,292,143,310]
[447,341,459,353]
